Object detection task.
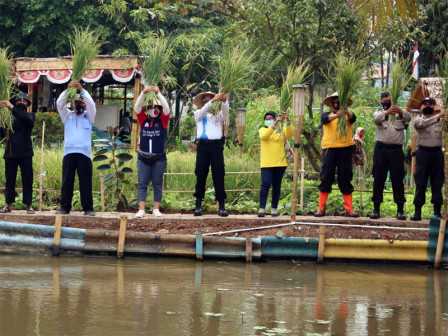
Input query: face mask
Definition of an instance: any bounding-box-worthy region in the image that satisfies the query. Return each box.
[382,101,391,110]
[147,108,160,118]
[75,105,85,115]
[16,103,27,110]
[422,106,434,115]
[265,120,274,127]
[332,102,340,110]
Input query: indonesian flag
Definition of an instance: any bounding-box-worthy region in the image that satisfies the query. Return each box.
[412,41,419,81]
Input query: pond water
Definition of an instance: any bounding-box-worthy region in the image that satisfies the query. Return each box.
[0,255,447,336]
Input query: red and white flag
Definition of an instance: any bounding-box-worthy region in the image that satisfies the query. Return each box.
[412,41,419,80]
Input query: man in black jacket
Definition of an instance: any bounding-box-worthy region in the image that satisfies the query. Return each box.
[0,93,36,213]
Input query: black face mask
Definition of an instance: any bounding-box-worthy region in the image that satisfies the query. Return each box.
[332,102,340,110]
[202,99,210,105]
[75,105,85,115]
[422,106,434,115]
[382,101,391,110]
[16,103,27,110]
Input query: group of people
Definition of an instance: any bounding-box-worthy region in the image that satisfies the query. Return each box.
[314,91,446,221]
[0,84,446,221]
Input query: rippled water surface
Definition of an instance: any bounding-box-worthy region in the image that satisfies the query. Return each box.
[1,255,447,335]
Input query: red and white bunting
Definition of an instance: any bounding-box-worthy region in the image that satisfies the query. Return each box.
[82,69,104,83]
[17,70,41,83]
[46,69,72,84]
[111,68,135,83]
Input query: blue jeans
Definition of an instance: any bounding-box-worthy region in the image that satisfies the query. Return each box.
[259,167,286,209]
[137,158,167,202]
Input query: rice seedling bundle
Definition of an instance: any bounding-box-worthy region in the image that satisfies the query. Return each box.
[332,55,364,137]
[209,44,255,116]
[279,62,310,114]
[389,57,412,122]
[0,48,15,132]
[140,36,172,105]
[66,27,103,106]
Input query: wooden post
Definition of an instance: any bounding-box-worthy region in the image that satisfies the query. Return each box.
[38,121,45,211]
[434,218,447,268]
[291,147,300,221]
[317,225,326,263]
[27,84,33,112]
[117,215,128,259]
[53,214,62,256]
[300,157,305,211]
[131,77,142,150]
[245,238,252,263]
[100,171,105,213]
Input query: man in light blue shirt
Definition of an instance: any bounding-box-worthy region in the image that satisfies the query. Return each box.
[56,81,96,216]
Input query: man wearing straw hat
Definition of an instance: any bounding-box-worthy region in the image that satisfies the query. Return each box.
[56,80,96,216]
[410,97,446,220]
[370,92,411,220]
[192,91,229,217]
[315,92,358,217]
[0,93,35,214]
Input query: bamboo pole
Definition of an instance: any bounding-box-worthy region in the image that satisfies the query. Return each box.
[409,109,419,188]
[53,214,62,256]
[237,108,246,158]
[317,225,326,263]
[131,77,142,150]
[38,121,45,211]
[27,84,33,112]
[290,85,307,221]
[300,157,305,211]
[358,165,363,216]
[117,215,127,259]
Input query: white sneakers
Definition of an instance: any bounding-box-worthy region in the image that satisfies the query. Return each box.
[152,209,163,217]
[135,209,164,218]
[135,210,145,218]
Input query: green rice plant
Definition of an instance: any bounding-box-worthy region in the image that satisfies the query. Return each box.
[388,56,412,122]
[332,55,364,137]
[279,62,310,113]
[66,27,103,106]
[210,44,255,114]
[140,35,173,105]
[0,47,15,132]
[438,53,448,133]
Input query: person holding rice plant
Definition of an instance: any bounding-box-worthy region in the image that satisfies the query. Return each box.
[258,111,293,217]
[370,92,411,220]
[134,85,170,218]
[192,91,229,217]
[315,92,358,217]
[410,97,447,221]
[56,81,96,216]
[0,93,35,214]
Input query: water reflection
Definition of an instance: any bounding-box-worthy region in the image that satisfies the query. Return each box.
[0,256,447,335]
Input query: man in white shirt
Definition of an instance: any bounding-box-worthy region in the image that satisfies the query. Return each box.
[192,91,229,217]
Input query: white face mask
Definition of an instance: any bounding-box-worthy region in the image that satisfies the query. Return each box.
[147,107,161,118]
[265,120,274,127]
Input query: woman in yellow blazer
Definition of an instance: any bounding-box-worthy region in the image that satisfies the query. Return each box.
[258,111,294,217]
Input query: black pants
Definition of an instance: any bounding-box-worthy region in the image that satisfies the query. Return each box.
[371,142,406,205]
[60,153,93,212]
[414,147,444,207]
[4,157,33,205]
[194,140,227,202]
[318,146,354,195]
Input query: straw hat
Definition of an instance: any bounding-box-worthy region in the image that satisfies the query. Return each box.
[323,92,353,108]
[193,91,215,108]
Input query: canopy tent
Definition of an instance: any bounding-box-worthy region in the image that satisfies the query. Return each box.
[12,55,144,148]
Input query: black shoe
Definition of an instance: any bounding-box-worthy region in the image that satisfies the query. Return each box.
[314,209,325,217]
[218,201,228,217]
[194,199,203,216]
[84,210,95,216]
[258,212,265,218]
[345,209,359,217]
[218,209,228,217]
[396,211,406,220]
[271,213,279,217]
[56,209,70,215]
[411,207,421,221]
[410,213,421,221]
[369,209,380,219]
[0,206,11,213]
